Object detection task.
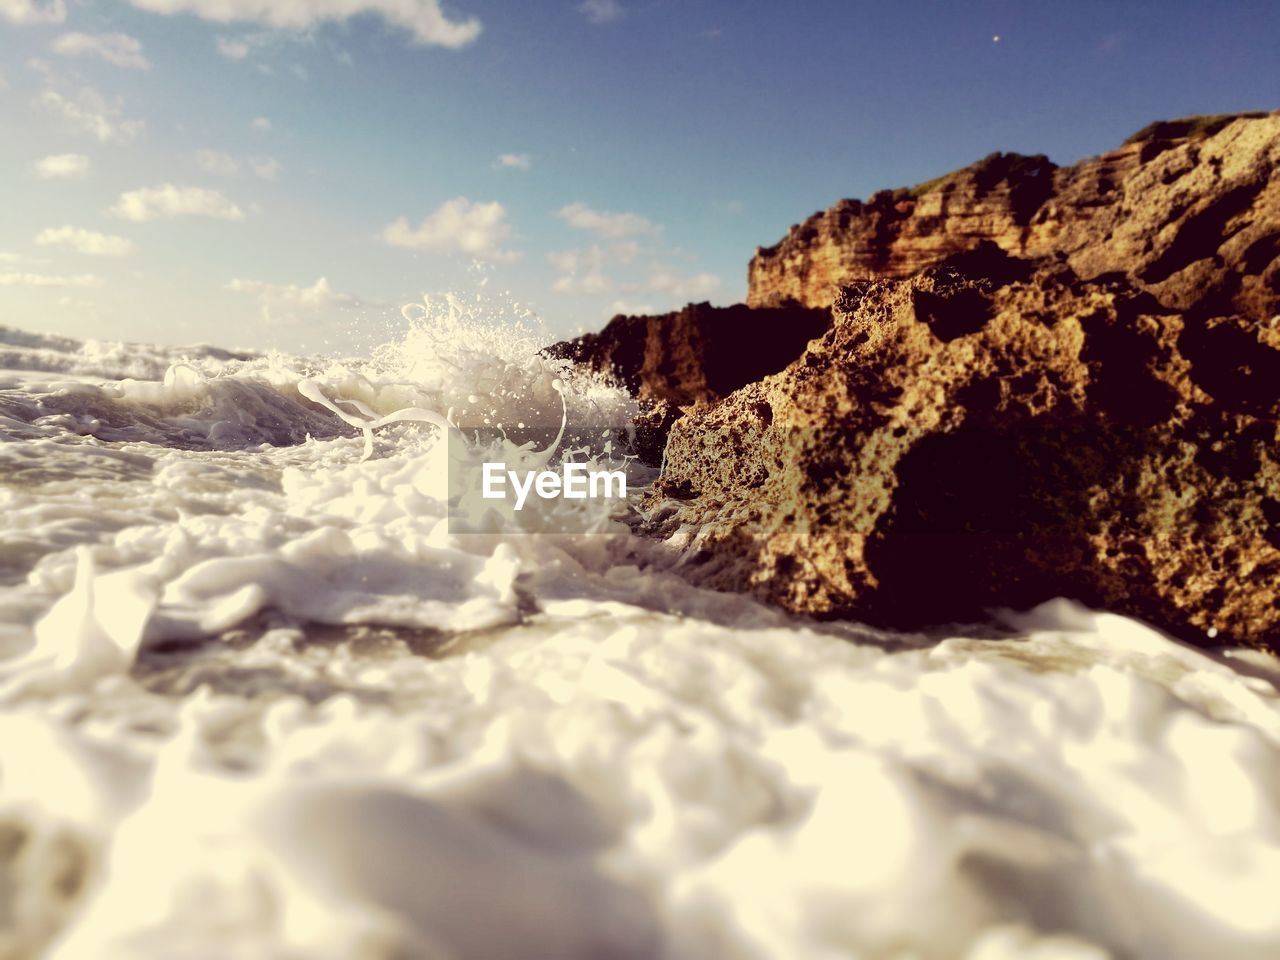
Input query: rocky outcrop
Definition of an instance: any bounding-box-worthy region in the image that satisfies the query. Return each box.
[646,245,1280,650]
[748,112,1279,325]
[546,301,831,408]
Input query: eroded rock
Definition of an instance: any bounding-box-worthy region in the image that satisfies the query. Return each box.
[546,301,830,462]
[647,248,1280,649]
[546,301,831,408]
[748,113,1280,325]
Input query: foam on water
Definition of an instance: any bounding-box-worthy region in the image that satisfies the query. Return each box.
[1,312,1279,960]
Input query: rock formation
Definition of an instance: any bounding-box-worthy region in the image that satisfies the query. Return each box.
[645,244,1280,650]
[546,301,831,408]
[748,112,1279,325]
[543,113,1280,647]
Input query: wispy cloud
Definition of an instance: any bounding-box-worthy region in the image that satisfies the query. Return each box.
[551,249,611,293]
[216,36,250,59]
[383,197,518,262]
[645,267,720,299]
[196,149,280,180]
[548,247,602,276]
[579,0,622,24]
[0,272,101,288]
[52,32,151,69]
[227,276,361,323]
[36,226,135,257]
[109,184,245,222]
[547,240,708,301]
[34,153,90,179]
[608,300,654,316]
[495,152,532,171]
[557,202,660,239]
[126,0,482,48]
[196,149,240,176]
[36,86,144,144]
[554,272,612,295]
[0,252,50,266]
[249,156,281,180]
[0,1,67,25]
[547,243,641,295]
[250,115,272,132]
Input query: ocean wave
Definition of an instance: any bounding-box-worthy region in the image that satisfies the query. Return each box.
[0,308,1277,960]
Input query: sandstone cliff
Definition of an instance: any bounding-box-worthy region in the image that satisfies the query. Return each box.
[647,246,1280,650]
[546,301,830,409]
[546,113,1280,648]
[748,112,1279,324]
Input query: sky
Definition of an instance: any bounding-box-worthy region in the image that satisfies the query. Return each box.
[1,0,1278,354]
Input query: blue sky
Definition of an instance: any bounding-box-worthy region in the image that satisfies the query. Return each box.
[1,1,1277,353]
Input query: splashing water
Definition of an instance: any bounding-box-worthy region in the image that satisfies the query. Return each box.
[1,302,1279,960]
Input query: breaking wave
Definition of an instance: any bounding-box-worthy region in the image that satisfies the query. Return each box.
[1,303,1278,960]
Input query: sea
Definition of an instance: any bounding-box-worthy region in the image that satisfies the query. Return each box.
[1,303,1278,960]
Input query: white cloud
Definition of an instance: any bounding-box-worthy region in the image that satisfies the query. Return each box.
[109,184,245,222]
[554,272,611,295]
[56,295,102,314]
[249,156,281,180]
[216,36,250,59]
[607,239,641,263]
[26,57,55,80]
[227,276,361,323]
[196,149,240,175]
[37,87,144,144]
[579,0,622,24]
[196,150,280,179]
[0,252,50,266]
[0,1,66,25]
[608,300,654,316]
[36,226,135,257]
[547,247,602,276]
[127,1,482,48]
[290,63,308,80]
[647,267,720,299]
[0,272,101,288]
[250,115,272,132]
[34,153,90,179]
[52,32,151,69]
[548,245,609,294]
[383,197,517,262]
[557,201,660,239]
[495,152,531,171]
[548,242,647,296]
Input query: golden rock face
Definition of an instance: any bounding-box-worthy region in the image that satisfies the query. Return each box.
[549,116,1280,647]
[651,248,1280,650]
[747,114,1280,328]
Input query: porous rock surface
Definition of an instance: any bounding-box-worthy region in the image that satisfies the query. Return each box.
[646,245,1280,649]
[748,113,1280,325]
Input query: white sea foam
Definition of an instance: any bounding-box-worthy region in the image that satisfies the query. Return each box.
[0,314,1278,960]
